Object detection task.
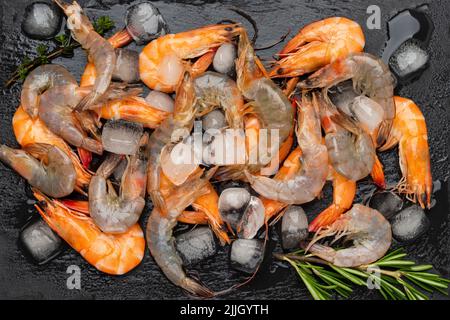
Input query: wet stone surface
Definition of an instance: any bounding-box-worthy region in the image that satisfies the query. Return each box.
[0,0,449,299]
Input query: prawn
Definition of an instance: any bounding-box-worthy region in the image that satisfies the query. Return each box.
[379,96,432,208]
[147,72,196,214]
[146,167,217,297]
[298,53,395,145]
[194,71,245,128]
[245,93,328,204]
[270,17,365,78]
[316,91,375,181]
[304,204,392,267]
[13,105,91,193]
[89,134,148,234]
[54,0,116,110]
[34,190,145,275]
[0,143,76,198]
[38,83,140,154]
[21,64,77,118]
[139,23,242,93]
[216,30,295,180]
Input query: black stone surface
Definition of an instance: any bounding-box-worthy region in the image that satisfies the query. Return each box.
[0,0,449,300]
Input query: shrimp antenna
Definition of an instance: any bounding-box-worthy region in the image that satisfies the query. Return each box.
[227,7,258,44]
[255,28,291,51]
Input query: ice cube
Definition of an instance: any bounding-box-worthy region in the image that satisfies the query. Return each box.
[230,239,265,274]
[218,188,251,229]
[145,90,174,113]
[175,227,217,266]
[202,110,226,130]
[369,192,403,219]
[237,196,265,239]
[390,205,430,242]
[389,39,429,79]
[22,2,62,40]
[102,120,143,155]
[281,206,308,250]
[20,218,63,264]
[113,49,140,83]
[125,2,169,45]
[213,43,237,75]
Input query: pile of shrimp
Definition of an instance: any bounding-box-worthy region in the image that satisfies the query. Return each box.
[1,1,434,297]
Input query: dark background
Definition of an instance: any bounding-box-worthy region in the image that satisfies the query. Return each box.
[0,0,449,299]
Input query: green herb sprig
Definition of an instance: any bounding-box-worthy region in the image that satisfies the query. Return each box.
[5,16,115,88]
[275,248,449,300]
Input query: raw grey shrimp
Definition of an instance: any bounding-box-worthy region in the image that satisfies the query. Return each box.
[304,204,392,267]
[317,91,375,181]
[38,83,140,155]
[89,133,149,234]
[147,72,197,214]
[146,167,217,297]
[216,30,295,180]
[245,93,328,204]
[0,143,76,198]
[21,64,77,118]
[298,53,395,145]
[194,71,244,128]
[54,0,116,110]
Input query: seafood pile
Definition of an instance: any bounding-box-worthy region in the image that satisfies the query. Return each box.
[2,1,437,298]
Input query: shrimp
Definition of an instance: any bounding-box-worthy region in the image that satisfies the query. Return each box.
[54,0,116,110]
[146,167,217,297]
[304,204,392,267]
[139,23,242,93]
[379,96,432,208]
[147,72,196,214]
[13,105,91,193]
[34,190,145,275]
[298,53,395,145]
[89,134,148,233]
[38,83,140,154]
[245,93,328,204]
[92,96,170,129]
[216,30,295,180]
[0,143,76,198]
[194,71,245,128]
[21,64,77,118]
[270,17,365,78]
[80,29,134,87]
[317,91,375,181]
[308,167,356,232]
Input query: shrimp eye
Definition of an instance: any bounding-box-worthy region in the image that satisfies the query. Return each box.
[225,27,232,31]
[277,68,284,75]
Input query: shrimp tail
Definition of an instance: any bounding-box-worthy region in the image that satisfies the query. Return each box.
[183,278,215,298]
[150,191,168,216]
[77,147,92,169]
[376,120,393,147]
[309,205,343,232]
[371,155,386,188]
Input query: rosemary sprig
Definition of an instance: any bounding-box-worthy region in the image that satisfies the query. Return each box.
[275,248,449,300]
[5,16,115,88]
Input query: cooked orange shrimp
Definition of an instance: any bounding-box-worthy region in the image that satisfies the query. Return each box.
[54,0,116,110]
[38,83,139,154]
[270,17,365,78]
[216,30,295,180]
[0,143,76,198]
[317,91,375,181]
[139,23,242,93]
[245,93,328,204]
[13,105,91,192]
[34,190,145,275]
[194,71,245,128]
[147,72,196,214]
[89,134,148,233]
[308,167,356,232]
[379,96,432,208]
[304,204,391,267]
[146,167,217,297]
[92,96,170,129]
[21,64,77,118]
[299,53,395,145]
